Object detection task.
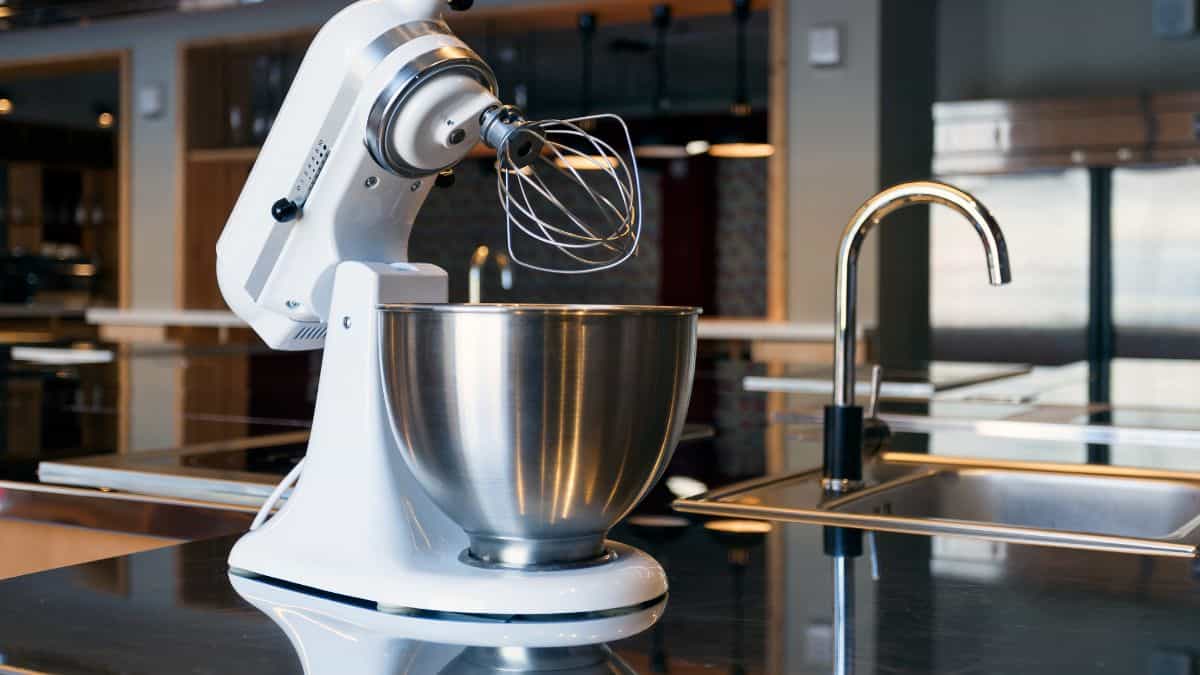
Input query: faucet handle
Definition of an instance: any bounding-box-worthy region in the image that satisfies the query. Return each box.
[863,364,890,459]
[866,364,883,419]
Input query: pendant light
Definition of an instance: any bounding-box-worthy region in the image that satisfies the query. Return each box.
[94,103,115,129]
[708,0,773,159]
[553,12,619,171]
[634,4,710,160]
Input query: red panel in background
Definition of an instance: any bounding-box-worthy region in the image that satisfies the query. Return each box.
[657,156,717,314]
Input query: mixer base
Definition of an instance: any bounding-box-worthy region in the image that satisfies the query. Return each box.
[230,537,670,617]
[230,572,667,649]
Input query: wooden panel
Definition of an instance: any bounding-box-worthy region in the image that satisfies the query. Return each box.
[118,49,132,309]
[180,351,251,444]
[181,158,253,310]
[766,0,787,322]
[81,168,119,304]
[184,34,313,151]
[187,147,260,163]
[7,162,42,252]
[177,330,252,445]
[185,46,230,151]
[1150,92,1200,162]
[6,378,42,458]
[934,92,1200,174]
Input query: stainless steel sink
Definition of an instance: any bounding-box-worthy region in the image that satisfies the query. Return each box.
[829,469,1200,543]
[674,461,1200,557]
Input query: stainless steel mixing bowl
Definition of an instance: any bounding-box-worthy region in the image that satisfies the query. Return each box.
[379,304,700,568]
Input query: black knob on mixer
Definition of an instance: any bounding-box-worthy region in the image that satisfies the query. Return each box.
[447,0,474,11]
[271,198,300,223]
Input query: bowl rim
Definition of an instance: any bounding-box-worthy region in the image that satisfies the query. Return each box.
[377,303,702,316]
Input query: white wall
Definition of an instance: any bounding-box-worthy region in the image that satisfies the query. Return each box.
[784,0,880,325]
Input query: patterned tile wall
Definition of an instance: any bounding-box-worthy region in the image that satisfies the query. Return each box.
[411,157,768,316]
[411,160,661,305]
[715,158,769,318]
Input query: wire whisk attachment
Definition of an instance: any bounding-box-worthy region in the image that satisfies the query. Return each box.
[480,106,642,275]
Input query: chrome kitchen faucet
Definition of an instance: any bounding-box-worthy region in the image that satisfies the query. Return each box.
[824,181,1012,492]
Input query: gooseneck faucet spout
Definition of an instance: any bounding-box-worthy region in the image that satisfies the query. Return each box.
[825,181,1011,490]
[468,245,515,303]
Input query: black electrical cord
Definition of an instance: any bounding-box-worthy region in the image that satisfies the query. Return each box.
[732,0,751,115]
[652,4,671,115]
[578,12,597,116]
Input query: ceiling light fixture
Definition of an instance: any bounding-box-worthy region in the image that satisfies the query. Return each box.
[552,154,620,171]
[633,4,709,160]
[708,0,774,159]
[94,104,115,129]
[564,12,615,171]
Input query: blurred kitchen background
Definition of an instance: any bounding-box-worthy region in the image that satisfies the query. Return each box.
[1,0,1200,489]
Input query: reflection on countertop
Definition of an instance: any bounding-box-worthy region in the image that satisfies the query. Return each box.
[39,425,716,506]
[0,516,1197,673]
[0,339,318,481]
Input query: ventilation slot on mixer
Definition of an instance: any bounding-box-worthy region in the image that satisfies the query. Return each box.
[293,325,328,342]
[288,140,330,208]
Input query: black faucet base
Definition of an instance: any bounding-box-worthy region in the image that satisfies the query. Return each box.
[823,404,864,485]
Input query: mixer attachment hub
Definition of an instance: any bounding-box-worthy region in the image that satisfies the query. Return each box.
[480,104,543,168]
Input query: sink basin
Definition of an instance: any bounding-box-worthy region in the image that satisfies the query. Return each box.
[673,461,1200,557]
[829,469,1200,542]
[0,480,253,579]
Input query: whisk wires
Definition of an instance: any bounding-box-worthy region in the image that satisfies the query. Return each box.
[494,113,643,274]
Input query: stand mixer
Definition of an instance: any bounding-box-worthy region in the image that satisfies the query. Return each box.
[215,0,698,624]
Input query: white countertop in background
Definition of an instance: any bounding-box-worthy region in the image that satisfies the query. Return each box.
[86,308,248,328]
[695,318,868,342]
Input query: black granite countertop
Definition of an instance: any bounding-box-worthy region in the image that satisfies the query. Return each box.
[6,344,1200,672]
[0,517,1198,674]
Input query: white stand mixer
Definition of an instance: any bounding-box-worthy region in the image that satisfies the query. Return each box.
[216,0,691,621]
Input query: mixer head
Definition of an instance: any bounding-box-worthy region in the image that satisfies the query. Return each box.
[481,106,643,275]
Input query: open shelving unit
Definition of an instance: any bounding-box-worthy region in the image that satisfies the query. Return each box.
[177,29,314,313]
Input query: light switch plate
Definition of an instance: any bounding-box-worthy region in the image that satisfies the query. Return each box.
[138,83,166,119]
[808,24,842,67]
[1153,0,1197,37]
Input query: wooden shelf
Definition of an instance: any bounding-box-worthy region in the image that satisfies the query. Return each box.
[933,91,1200,175]
[187,147,261,163]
